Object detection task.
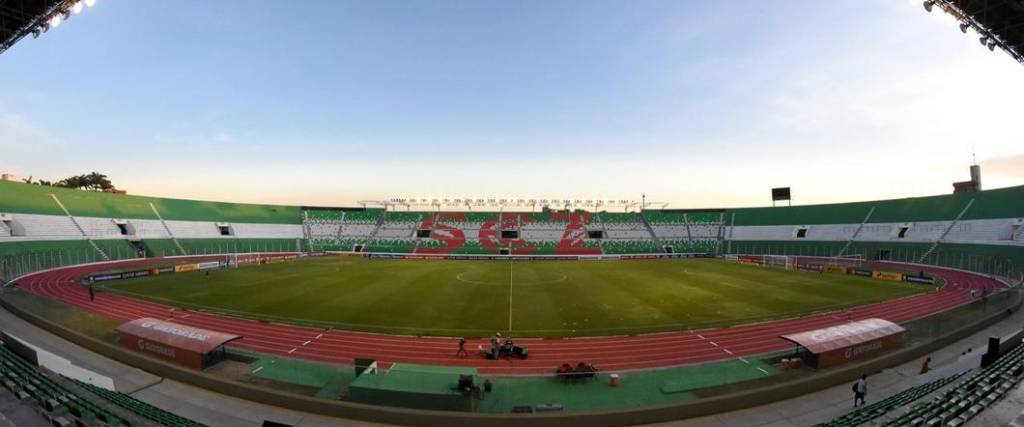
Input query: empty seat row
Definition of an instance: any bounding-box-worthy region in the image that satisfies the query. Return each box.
[74,379,207,427]
[881,343,1024,427]
[815,371,965,427]
[0,343,133,426]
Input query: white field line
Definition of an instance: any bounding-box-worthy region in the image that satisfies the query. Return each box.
[508,260,513,332]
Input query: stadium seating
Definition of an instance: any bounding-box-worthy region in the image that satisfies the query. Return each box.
[365,238,416,253]
[878,343,1024,426]
[1,340,210,427]
[601,240,662,254]
[0,180,300,224]
[2,179,1023,279]
[814,371,965,427]
[0,343,130,426]
[73,379,207,427]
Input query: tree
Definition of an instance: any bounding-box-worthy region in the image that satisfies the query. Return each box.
[20,172,116,191]
[21,176,53,186]
[55,172,114,191]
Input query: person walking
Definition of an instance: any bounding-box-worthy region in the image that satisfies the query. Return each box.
[457,338,468,358]
[853,374,868,407]
[88,285,95,301]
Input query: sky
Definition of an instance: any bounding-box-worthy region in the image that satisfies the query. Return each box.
[1,0,1023,209]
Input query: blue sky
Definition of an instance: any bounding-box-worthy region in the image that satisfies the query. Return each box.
[1,0,1023,208]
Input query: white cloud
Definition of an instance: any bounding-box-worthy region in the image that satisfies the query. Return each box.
[982,154,1024,179]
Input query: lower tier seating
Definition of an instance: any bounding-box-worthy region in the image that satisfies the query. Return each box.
[74,379,207,427]
[0,342,131,426]
[815,371,965,427]
[881,343,1024,426]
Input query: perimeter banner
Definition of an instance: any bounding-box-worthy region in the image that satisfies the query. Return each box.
[872,271,904,282]
[174,263,199,273]
[853,268,873,277]
[196,261,221,271]
[904,275,936,285]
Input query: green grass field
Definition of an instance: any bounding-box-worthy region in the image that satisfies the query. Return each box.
[97,257,932,337]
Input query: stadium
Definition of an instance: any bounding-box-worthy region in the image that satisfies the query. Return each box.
[2,1,1024,427]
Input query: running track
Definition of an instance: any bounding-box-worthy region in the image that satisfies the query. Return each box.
[10,256,1006,375]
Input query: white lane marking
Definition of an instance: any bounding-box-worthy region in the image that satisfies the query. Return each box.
[723,349,733,355]
[302,340,311,346]
[251,366,264,374]
[757,367,770,375]
[709,341,719,347]
[315,334,323,339]
[739,357,750,364]
[697,334,705,340]
[287,348,296,354]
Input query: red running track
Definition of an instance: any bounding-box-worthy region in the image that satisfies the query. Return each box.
[10,256,1006,375]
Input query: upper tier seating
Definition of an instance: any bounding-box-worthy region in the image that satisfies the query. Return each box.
[128,218,173,238]
[74,216,127,238]
[0,214,81,240]
[0,180,301,224]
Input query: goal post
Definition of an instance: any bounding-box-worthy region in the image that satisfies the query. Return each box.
[764,255,793,270]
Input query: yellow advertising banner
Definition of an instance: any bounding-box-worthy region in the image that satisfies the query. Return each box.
[824,266,848,274]
[174,263,199,273]
[872,271,903,282]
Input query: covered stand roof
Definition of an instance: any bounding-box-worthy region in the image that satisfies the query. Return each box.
[937,0,1024,65]
[117,318,241,354]
[780,318,905,354]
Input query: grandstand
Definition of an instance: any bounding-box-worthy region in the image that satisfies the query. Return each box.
[3,179,1023,281]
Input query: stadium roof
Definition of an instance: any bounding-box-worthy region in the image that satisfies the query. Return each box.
[1,0,75,55]
[934,0,1024,64]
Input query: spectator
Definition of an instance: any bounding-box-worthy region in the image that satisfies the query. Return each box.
[920,357,931,374]
[853,374,867,407]
[490,333,501,360]
[503,338,514,357]
[556,363,573,381]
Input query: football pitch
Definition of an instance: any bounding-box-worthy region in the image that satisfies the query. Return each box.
[96,257,931,337]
